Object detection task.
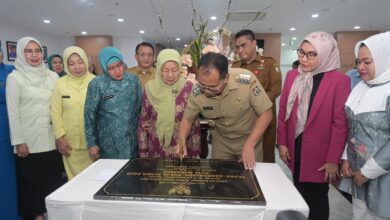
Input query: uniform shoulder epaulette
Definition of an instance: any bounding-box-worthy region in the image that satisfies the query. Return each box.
[260,56,280,72]
[235,73,252,84]
[192,86,201,96]
[261,55,276,61]
[231,59,241,65]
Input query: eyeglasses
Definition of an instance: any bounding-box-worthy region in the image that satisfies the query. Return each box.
[136,53,154,59]
[197,81,225,97]
[297,48,317,60]
[196,77,227,93]
[24,49,42,55]
[197,81,222,90]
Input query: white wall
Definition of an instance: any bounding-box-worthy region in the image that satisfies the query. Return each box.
[275,47,299,116]
[280,47,299,84]
[58,37,76,55]
[113,36,143,68]
[0,20,156,68]
[0,22,74,65]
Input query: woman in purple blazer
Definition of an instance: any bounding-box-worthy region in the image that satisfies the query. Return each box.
[277,31,350,220]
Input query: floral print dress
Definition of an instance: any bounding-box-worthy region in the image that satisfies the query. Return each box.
[342,95,390,218]
[138,81,201,158]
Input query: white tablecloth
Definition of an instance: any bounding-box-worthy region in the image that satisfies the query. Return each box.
[46,159,308,220]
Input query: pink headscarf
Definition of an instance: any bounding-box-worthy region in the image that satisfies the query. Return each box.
[285,31,340,137]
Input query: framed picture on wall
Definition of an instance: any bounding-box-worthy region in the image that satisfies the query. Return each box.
[42,46,48,63]
[256,39,265,50]
[6,41,17,61]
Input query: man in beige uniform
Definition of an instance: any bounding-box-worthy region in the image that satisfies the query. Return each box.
[232,29,282,163]
[127,42,156,88]
[177,53,272,169]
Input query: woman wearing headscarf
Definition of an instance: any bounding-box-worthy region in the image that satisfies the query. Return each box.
[51,46,95,180]
[340,32,390,220]
[48,54,66,77]
[137,49,200,158]
[6,37,66,220]
[85,47,142,160]
[277,31,350,220]
[0,48,20,219]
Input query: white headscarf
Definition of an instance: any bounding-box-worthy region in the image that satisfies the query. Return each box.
[285,31,340,137]
[13,37,56,87]
[354,31,390,86]
[346,31,390,114]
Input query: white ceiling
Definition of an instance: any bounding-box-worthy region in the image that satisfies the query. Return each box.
[1,0,390,49]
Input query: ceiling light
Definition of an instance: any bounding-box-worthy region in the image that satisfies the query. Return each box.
[281,43,286,46]
[43,19,51,24]
[81,31,87,35]
[176,38,181,41]
[213,29,218,33]
[292,37,297,40]
[311,14,319,18]
[290,27,296,31]
[184,44,188,47]
[210,16,217,20]
[139,30,145,34]
[117,18,124,22]
[354,26,360,30]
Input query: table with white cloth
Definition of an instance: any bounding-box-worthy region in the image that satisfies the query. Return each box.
[46,159,308,220]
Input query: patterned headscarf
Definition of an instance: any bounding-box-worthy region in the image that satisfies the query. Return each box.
[145,49,186,150]
[285,31,340,137]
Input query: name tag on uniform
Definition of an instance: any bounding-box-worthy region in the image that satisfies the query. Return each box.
[203,106,213,111]
[0,82,6,87]
[103,95,114,99]
[237,74,251,84]
[62,95,70,99]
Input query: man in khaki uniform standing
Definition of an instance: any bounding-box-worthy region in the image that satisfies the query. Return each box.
[127,42,156,88]
[232,29,282,163]
[176,53,272,169]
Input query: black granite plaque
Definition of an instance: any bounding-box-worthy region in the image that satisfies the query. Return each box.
[94,158,266,205]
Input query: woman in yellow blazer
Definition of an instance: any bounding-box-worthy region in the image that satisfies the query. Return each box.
[51,46,95,179]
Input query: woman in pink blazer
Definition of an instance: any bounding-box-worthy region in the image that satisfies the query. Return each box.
[277,31,350,220]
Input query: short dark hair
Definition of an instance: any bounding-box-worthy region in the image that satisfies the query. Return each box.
[135,42,155,54]
[235,29,256,41]
[292,60,300,69]
[198,53,228,79]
